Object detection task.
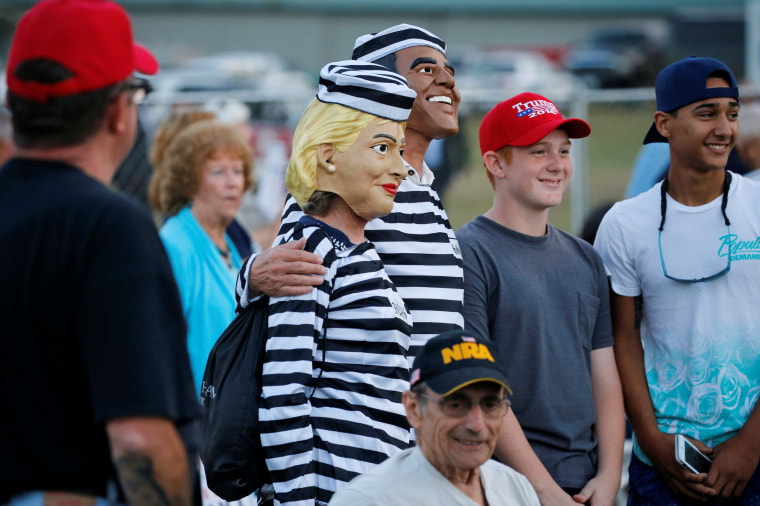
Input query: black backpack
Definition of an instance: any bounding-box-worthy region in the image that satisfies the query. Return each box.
[199,294,327,501]
[199,296,271,500]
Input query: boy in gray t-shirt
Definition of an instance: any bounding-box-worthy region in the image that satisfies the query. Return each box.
[457,92,625,506]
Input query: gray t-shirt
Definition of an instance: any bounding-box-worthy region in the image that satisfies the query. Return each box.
[457,216,613,489]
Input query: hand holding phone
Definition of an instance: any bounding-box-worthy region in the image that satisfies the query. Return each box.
[675,434,712,474]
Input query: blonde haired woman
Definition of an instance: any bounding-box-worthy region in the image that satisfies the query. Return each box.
[258,61,416,506]
[158,120,254,393]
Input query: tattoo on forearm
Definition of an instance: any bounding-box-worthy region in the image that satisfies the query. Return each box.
[115,454,173,506]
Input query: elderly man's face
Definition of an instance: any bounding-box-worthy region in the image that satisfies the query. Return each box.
[405,382,506,480]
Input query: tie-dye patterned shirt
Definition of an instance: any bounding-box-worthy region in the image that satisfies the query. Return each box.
[595,172,760,465]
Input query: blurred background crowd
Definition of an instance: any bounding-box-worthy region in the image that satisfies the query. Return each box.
[1,0,756,243]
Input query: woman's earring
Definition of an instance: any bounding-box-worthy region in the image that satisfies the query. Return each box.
[326,161,336,173]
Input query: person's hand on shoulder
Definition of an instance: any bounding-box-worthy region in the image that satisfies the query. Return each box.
[248,238,326,298]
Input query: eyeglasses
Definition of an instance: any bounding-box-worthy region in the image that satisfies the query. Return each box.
[127,77,153,105]
[658,172,732,283]
[417,392,511,418]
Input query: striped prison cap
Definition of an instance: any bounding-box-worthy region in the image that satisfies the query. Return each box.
[317,60,417,122]
[352,23,446,63]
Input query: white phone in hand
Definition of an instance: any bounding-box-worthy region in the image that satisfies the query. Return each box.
[675,434,712,474]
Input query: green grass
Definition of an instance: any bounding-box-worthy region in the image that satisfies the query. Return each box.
[442,101,656,235]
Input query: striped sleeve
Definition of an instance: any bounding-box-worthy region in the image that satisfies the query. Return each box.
[259,227,335,506]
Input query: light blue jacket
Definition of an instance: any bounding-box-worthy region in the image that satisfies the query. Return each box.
[160,207,243,394]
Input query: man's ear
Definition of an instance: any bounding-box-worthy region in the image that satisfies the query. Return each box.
[317,143,337,172]
[654,111,672,140]
[105,91,129,136]
[403,390,423,430]
[483,151,506,181]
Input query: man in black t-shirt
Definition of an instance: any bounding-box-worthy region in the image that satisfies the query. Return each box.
[0,1,199,505]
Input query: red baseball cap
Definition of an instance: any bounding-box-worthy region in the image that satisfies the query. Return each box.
[479,92,590,155]
[6,0,159,103]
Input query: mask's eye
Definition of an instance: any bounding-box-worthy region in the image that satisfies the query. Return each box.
[373,144,389,155]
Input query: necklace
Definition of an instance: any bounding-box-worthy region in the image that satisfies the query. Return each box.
[217,245,233,269]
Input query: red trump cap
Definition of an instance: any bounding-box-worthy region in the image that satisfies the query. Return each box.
[479,92,590,155]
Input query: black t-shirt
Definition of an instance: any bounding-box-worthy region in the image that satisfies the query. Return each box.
[0,158,200,498]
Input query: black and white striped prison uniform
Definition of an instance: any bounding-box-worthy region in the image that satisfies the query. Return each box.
[237,162,464,366]
[259,217,413,506]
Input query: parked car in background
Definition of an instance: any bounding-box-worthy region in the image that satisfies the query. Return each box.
[564,27,666,89]
[114,51,315,218]
[142,51,315,134]
[668,13,744,80]
[453,48,585,113]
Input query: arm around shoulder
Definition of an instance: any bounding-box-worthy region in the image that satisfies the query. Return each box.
[240,238,326,301]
